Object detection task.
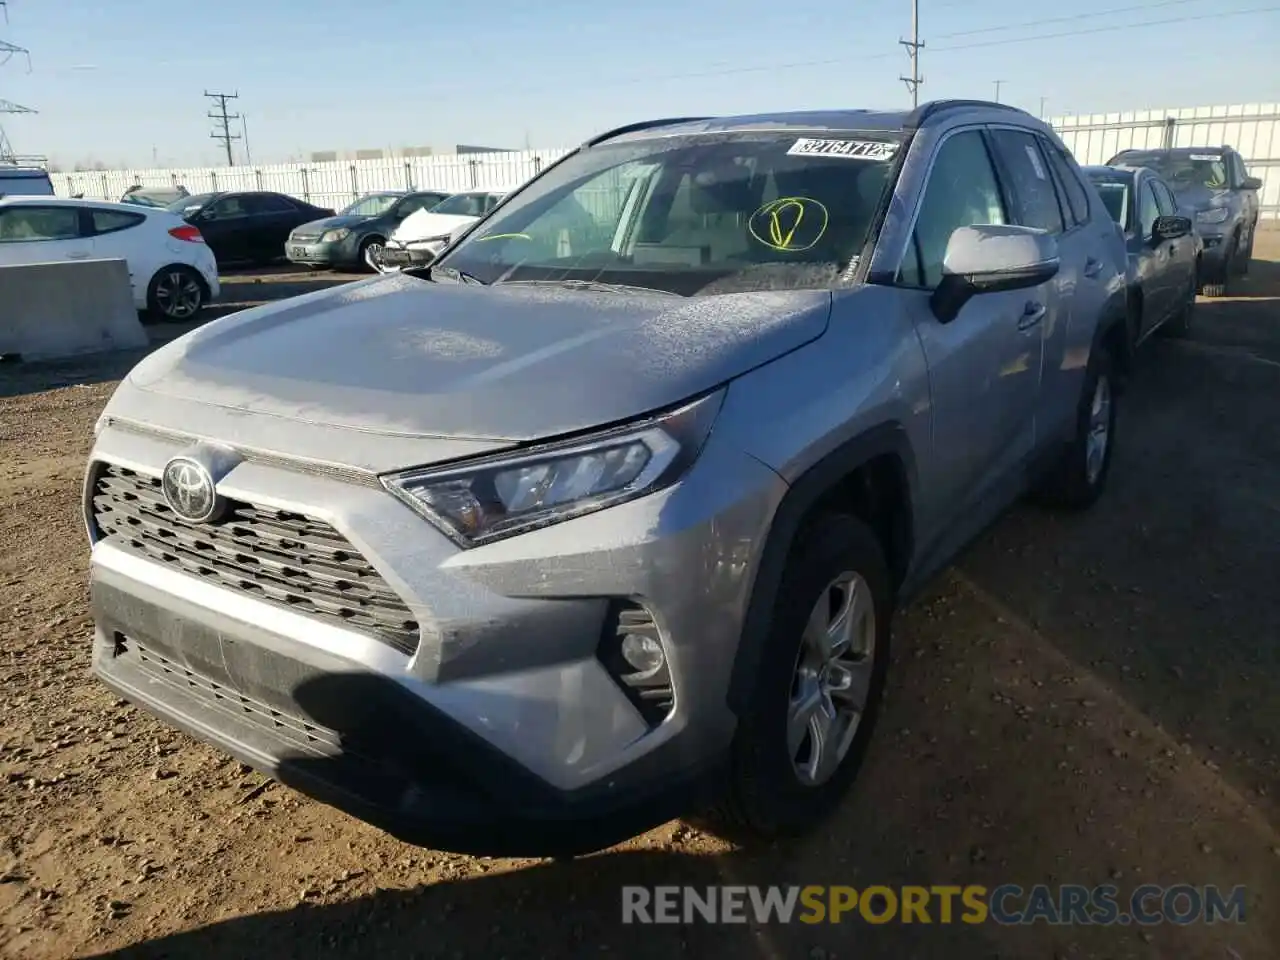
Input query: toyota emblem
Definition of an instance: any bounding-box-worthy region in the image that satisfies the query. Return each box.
[161,456,223,523]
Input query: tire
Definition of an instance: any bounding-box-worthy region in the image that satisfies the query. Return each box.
[359,236,386,273]
[1159,278,1196,339]
[1238,225,1255,277]
[1200,249,1231,298]
[146,265,207,322]
[1032,343,1117,510]
[719,513,892,839]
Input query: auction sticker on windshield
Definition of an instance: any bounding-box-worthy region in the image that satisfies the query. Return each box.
[787,138,898,161]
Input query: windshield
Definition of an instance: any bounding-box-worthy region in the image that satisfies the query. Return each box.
[341,193,401,217]
[1089,179,1130,230]
[439,131,901,296]
[1122,152,1228,190]
[431,193,497,217]
[166,192,219,215]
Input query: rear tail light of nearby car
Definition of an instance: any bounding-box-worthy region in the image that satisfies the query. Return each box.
[168,225,205,243]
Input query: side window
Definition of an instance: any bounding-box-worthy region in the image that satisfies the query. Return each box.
[1232,154,1248,188]
[208,196,245,219]
[1138,182,1160,237]
[988,128,1065,234]
[245,194,294,214]
[91,209,145,235]
[1150,180,1176,216]
[0,206,81,242]
[900,129,1007,290]
[1041,139,1091,226]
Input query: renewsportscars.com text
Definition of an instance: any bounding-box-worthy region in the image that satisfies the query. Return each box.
[621,884,1246,926]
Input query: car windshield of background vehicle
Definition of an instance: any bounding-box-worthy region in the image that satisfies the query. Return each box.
[438,131,904,296]
[166,193,219,216]
[1125,153,1228,190]
[431,193,496,217]
[342,193,400,217]
[1090,180,1130,229]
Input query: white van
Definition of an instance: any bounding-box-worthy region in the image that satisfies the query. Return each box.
[0,166,55,198]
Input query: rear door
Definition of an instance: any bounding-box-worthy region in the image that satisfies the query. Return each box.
[85,207,152,303]
[0,204,93,265]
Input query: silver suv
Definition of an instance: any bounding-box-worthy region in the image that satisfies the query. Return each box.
[85,100,1129,856]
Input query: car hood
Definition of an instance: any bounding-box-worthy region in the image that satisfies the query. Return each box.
[120,272,831,456]
[391,210,478,244]
[293,214,370,235]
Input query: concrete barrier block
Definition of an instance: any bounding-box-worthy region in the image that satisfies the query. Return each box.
[0,258,149,361]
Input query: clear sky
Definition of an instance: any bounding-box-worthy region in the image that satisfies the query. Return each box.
[2,0,1278,168]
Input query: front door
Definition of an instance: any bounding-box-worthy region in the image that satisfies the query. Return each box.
[895,128,1045,548]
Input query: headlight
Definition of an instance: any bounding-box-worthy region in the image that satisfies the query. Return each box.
[1196,207,1229,224]
[321,228,352,243]
[407,235,449,251]
[384,391,724,546]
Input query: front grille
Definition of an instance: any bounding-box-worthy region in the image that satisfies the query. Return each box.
[91,464,420,656]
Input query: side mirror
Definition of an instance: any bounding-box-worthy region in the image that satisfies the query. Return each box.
[1152,215,1192,242]
[1240,176,1263,191]
[930,224,1061,324]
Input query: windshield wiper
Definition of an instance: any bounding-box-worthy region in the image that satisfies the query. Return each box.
[500,278,678,297]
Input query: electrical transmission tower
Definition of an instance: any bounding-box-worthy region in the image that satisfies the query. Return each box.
[1,2,41,164]
[205,90,241,166]
[899,0,924,108]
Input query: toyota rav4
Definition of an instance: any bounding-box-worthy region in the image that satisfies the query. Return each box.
[85,100,1130,856]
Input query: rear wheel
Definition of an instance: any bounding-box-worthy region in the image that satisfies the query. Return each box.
[146,266,206,322]
[1032,343,1116,510]
[720,514,892,839]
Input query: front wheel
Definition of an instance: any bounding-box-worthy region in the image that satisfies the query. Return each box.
[1032,343,1116,510]
[359,236,386,273]
[146,266,206,322]
[720,514,892,839]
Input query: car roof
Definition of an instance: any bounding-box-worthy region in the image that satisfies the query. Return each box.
[0,195,180,215]
[1083,164,1142,180]
[592,99,1037,145]
[1113,146,1231,156]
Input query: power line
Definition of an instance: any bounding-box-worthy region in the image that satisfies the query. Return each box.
[205,90,241,167]
[936,0,1206,39]
[510,5,1279,94]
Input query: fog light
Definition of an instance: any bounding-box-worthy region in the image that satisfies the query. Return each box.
[621,633,665,678]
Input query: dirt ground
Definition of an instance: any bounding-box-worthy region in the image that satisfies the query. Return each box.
[2,238,1278,959]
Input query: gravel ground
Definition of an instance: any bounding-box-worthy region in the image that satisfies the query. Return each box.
[1,240,1278,959]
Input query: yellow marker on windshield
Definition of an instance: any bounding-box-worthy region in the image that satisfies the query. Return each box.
[748,197,829,252]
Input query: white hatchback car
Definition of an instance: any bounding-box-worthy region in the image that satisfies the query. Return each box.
[0,196,220,321]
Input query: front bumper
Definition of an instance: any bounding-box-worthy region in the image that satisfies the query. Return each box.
[285,239,354,267]
[85,417,785,853]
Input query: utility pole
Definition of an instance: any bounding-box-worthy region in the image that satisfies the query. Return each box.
[1039,96,1048,119]
[241,114,252,165]
[204,90,241,167]
[898,0,924,108]
[1,4,43,164]
[993,80,1005,104]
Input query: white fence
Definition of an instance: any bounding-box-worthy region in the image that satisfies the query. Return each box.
[51,149,572,212]
[49,102,1280,218]
[1051,102,1280,218]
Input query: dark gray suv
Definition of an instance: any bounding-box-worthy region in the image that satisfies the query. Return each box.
[1107,146,1262,297]
[86,100,1130,857]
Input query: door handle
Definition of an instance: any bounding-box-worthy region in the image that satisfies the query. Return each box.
[1017,301,1047,331]
[1083,257,1103,278]
[67,251,91,260]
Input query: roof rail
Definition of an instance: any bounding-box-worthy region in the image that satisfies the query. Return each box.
[905,99,1028,130]
[584,116,715,147]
